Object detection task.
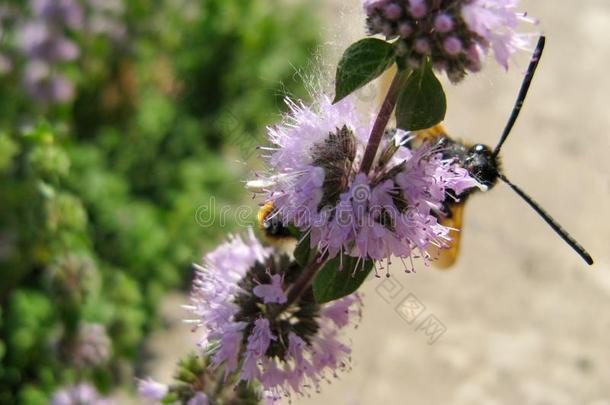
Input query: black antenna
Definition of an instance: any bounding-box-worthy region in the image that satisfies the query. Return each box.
[498,173,593,265]
[493,36,546,158]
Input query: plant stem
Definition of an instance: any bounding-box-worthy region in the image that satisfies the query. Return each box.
[285,254,327,305]
[359,69,409,175]
[270,254,327,318]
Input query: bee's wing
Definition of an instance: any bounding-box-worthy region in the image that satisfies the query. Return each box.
[430,202,464,269]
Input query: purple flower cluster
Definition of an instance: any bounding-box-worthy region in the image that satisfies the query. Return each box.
[253,95,477,269]
[363,0,537,81]
[71,322,111,368]
[18,0,83,103]
[7,0,126,104]
[137,378,171,403]
[50,383,113,405]
[184,230,362,401]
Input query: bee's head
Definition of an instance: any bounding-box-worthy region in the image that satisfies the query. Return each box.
[464,144,500,189]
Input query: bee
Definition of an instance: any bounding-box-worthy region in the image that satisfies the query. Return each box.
[257,202,294,244]
[406,36,593,267]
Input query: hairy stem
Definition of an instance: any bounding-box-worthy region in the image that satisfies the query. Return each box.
[359,69,410,175]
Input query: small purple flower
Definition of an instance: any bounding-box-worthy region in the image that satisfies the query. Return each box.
[185,229,269,347]
[137,378,169,402]
[363,0,538,81]
[384,3,402,20]
[23,61,75,104]
[398,22,412,37]
[462,0,536,70]
[322,293,362,328]
[251,95,478,269]
[434,13,454,33]
[187,392,209,405]
[241,318,276,381]
[50,383,113,405]
[443,36,463,56]
[18,22,79,62]
[408,0,427,18]
[253,273,287,304]
[12,0,92,104]
[72,322,111,368]
[363,0,389,14]
[186,232,363,401]
[32,0,83,29]
[211,323,244,377]
[414,37,430,54]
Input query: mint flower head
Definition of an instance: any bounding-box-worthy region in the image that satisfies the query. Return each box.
[70,322,111,368]
[184,230,362,402]
[18,22,79,62]
[363,0,537,82]
[32,0,83,29]
[23,61,75,103]
[251,95,477,269]
[14,0,83,104]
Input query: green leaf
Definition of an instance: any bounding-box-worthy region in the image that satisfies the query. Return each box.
[286,224,302,240]
[162,393,179,405]
[396,61,446,131]
[313,256,374,304]
[293,233,312,267]
[334,38,396,104]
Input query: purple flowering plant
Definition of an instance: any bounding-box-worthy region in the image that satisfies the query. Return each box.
[245,0,538,304]
[0,0,126,105]
[140,1,541,403]
[50,383,113,405]
[138,354,268,404]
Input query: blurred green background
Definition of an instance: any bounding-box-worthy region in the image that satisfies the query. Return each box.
[0,0,318,403]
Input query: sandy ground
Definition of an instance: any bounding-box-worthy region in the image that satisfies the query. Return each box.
[133,1,610,404]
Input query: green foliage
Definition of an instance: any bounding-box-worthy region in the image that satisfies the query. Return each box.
[0,0,319,402]
[334,38,396,103]
[293,233,313,267]
[313,256,374,304]
[396,61,447,131]
[0,134,18,171]
[291,226,373,303]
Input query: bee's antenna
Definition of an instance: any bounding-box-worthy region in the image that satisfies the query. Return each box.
[497,173,593,265]
[492,36,546,158]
